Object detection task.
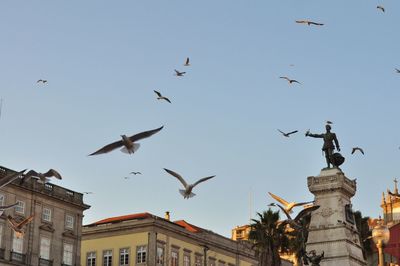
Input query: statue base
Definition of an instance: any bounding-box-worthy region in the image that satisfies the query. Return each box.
[306,168,366,266]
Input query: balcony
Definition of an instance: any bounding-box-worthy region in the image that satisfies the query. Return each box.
[39,258,53,266]
[10,251,26,263]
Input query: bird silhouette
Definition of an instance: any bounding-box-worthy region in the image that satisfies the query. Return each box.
[130,172,142,175]
[377,5,385,12]
[184,57,190,66]
[278,129,298,137]
[280,76,301,84]
[154,90,171,103]
[395,68,400,73]
[164,168,215,199]
[23,169,62,184]
[89,126,163,156]
[268,192,314,213]
[174,69,186,77]
[274,203,320,230]
[295,20,324,26]
[351,147,364,155]
[37,79,48,84]
[7,215,34,238]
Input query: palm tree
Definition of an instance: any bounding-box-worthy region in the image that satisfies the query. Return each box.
[353,211,372,260]
[249,209,288,266]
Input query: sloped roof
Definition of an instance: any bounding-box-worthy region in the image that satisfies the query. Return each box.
[174,220,204,233]
[88,212,154,226]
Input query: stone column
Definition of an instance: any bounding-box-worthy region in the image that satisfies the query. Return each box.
[306,168,366,266]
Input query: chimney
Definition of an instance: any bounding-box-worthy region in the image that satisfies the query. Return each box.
[165,211,170,221]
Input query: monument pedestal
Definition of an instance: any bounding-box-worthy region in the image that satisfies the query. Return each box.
[306,168,366,266]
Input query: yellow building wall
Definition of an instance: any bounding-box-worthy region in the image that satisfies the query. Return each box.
[82,230,254,266]
[81,232,148,266]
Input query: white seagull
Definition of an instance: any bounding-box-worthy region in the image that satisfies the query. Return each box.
[268,192,314,213]
[164,168,215,199]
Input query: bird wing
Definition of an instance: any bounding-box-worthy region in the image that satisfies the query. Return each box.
[174,69,180,74]
[163,97,171,103]
[7,215,18,227]
[89,139,124,156]
[396,68,400,73]
[277,129,286,135]
[292,201,314,208]
[129,126,164,142]
[0,202,18,210]
[185,57,189,65]
[295,20,307,24]
[279,76,290,81]
[294,205,320,222]
[0,169,27,188]
[164,168,188,188]
[274,203,292,220]
[43,169,62,179]
[154,90,162,97]
[17,215,34,228]
[192,175,216,188]
[310,22,323,26]
[287,130,298,135]
[268,192,290,206]
[291,80,301,84]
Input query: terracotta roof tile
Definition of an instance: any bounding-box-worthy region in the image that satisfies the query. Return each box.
[89,212,153,226]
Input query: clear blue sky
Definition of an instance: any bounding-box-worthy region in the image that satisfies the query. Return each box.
[0,0,399,237]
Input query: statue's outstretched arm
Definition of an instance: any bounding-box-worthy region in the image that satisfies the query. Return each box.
[306,132,324,138]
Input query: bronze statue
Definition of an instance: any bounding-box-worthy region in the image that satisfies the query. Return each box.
[306,124,343,169]
[305,250,324,266]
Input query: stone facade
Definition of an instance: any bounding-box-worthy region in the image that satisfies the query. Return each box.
[306,168,366,266]
[0,165,90,266]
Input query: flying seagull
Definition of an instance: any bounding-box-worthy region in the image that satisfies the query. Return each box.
[184,57,190,66]
[274,203,320,230]
[89,126,163,156]
[377,5,385,12]
[174,69,186,77]
[351,147,365,155]
[154,90,171,103]
[0,169,27,189]
[37,79,47,84]
[395,68,400,73]
[164,168,215,199]
[0,202,18,216]
[277,129,298,137]
[295,20,324,26]
[7,215,34,238]
[23,169,62,184]
[280,76,301,84]
[130,171,142,175]
[326,120,333,125]
[268,192,314,213]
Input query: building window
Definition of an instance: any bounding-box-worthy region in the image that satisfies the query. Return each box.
[0,194,4,206]
[136,245,147,264]
[65,214,74,229]
[15,200,25,214]
[208,258,216,266]
[119,248,129,266]
[103,250,112,266]
[12,231,23,253]
[87,251,96,266]
[195,255,202,266]
[171,250,178,266]
[63,243,73,265]
[183,253,190,266]
[156,246,164,265]
[42,207,52,222]
[40,236,51,259]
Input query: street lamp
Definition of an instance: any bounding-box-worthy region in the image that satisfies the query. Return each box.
[372,218,390,266]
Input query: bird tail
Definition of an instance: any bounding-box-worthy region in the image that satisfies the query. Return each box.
[120,143,140,154]
[179,189,196,198]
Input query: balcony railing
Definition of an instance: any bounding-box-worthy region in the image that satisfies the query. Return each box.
[10,251,26,263]
[39,257,53,266]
